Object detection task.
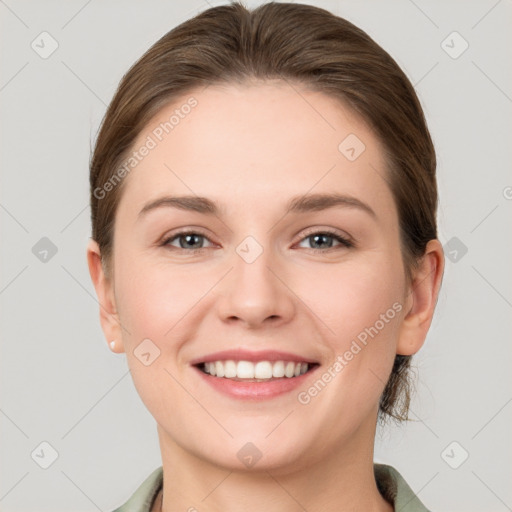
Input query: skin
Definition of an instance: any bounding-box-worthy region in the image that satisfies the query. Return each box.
[87,80,444,512]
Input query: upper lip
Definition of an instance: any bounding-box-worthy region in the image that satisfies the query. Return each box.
[189,349,320,366]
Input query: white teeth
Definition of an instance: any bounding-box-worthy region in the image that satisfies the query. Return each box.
[272,360,285,378]
[237,360,254,379]
[224,360,237,378]
[284,361,295,378]
[254,361,273,379]
[201,360,311,380]
[215,361,224,378]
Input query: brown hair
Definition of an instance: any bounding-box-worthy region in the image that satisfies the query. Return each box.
[90,1,437,422]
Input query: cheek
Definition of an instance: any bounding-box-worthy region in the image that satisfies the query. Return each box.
[301,253,404,340]
[112,256,212,425]
[298,254,404,407]
[114,249,212,341]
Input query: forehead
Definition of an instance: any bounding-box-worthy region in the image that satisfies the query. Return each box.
[118,80,393,219]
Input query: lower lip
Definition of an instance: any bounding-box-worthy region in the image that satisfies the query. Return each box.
[193,365,319,400]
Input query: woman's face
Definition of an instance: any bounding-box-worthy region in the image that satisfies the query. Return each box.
[103,81,415,472]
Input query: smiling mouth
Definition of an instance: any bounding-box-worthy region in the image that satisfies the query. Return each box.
[196,360,319,382]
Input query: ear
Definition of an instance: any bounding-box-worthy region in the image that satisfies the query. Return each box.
[86,238,125,353]
[396,239,444,356]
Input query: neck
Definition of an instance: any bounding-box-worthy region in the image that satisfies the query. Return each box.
[155,419,393,512]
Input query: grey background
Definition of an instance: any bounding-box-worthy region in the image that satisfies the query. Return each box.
[1,0,511,511]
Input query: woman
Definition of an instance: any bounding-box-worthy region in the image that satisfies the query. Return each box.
[87,2,444,511]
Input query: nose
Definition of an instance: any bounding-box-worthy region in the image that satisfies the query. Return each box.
[215,242,296,329]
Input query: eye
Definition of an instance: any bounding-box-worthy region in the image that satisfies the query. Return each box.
[296,229,354,251]
[160,228,354,254]
[161,231,214,252]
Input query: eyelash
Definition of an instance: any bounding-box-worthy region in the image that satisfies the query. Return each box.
[160,228,354,254]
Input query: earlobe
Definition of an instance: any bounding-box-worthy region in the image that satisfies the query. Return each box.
[86,239,125,353]
[396,239,445,356]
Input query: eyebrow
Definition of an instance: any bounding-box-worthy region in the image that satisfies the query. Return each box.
[137,193,376,220]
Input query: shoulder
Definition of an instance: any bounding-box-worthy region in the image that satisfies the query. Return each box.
[111,466,163,512]
[374,463,432,512]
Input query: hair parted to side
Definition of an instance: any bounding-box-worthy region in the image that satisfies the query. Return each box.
[89,1,437,422]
